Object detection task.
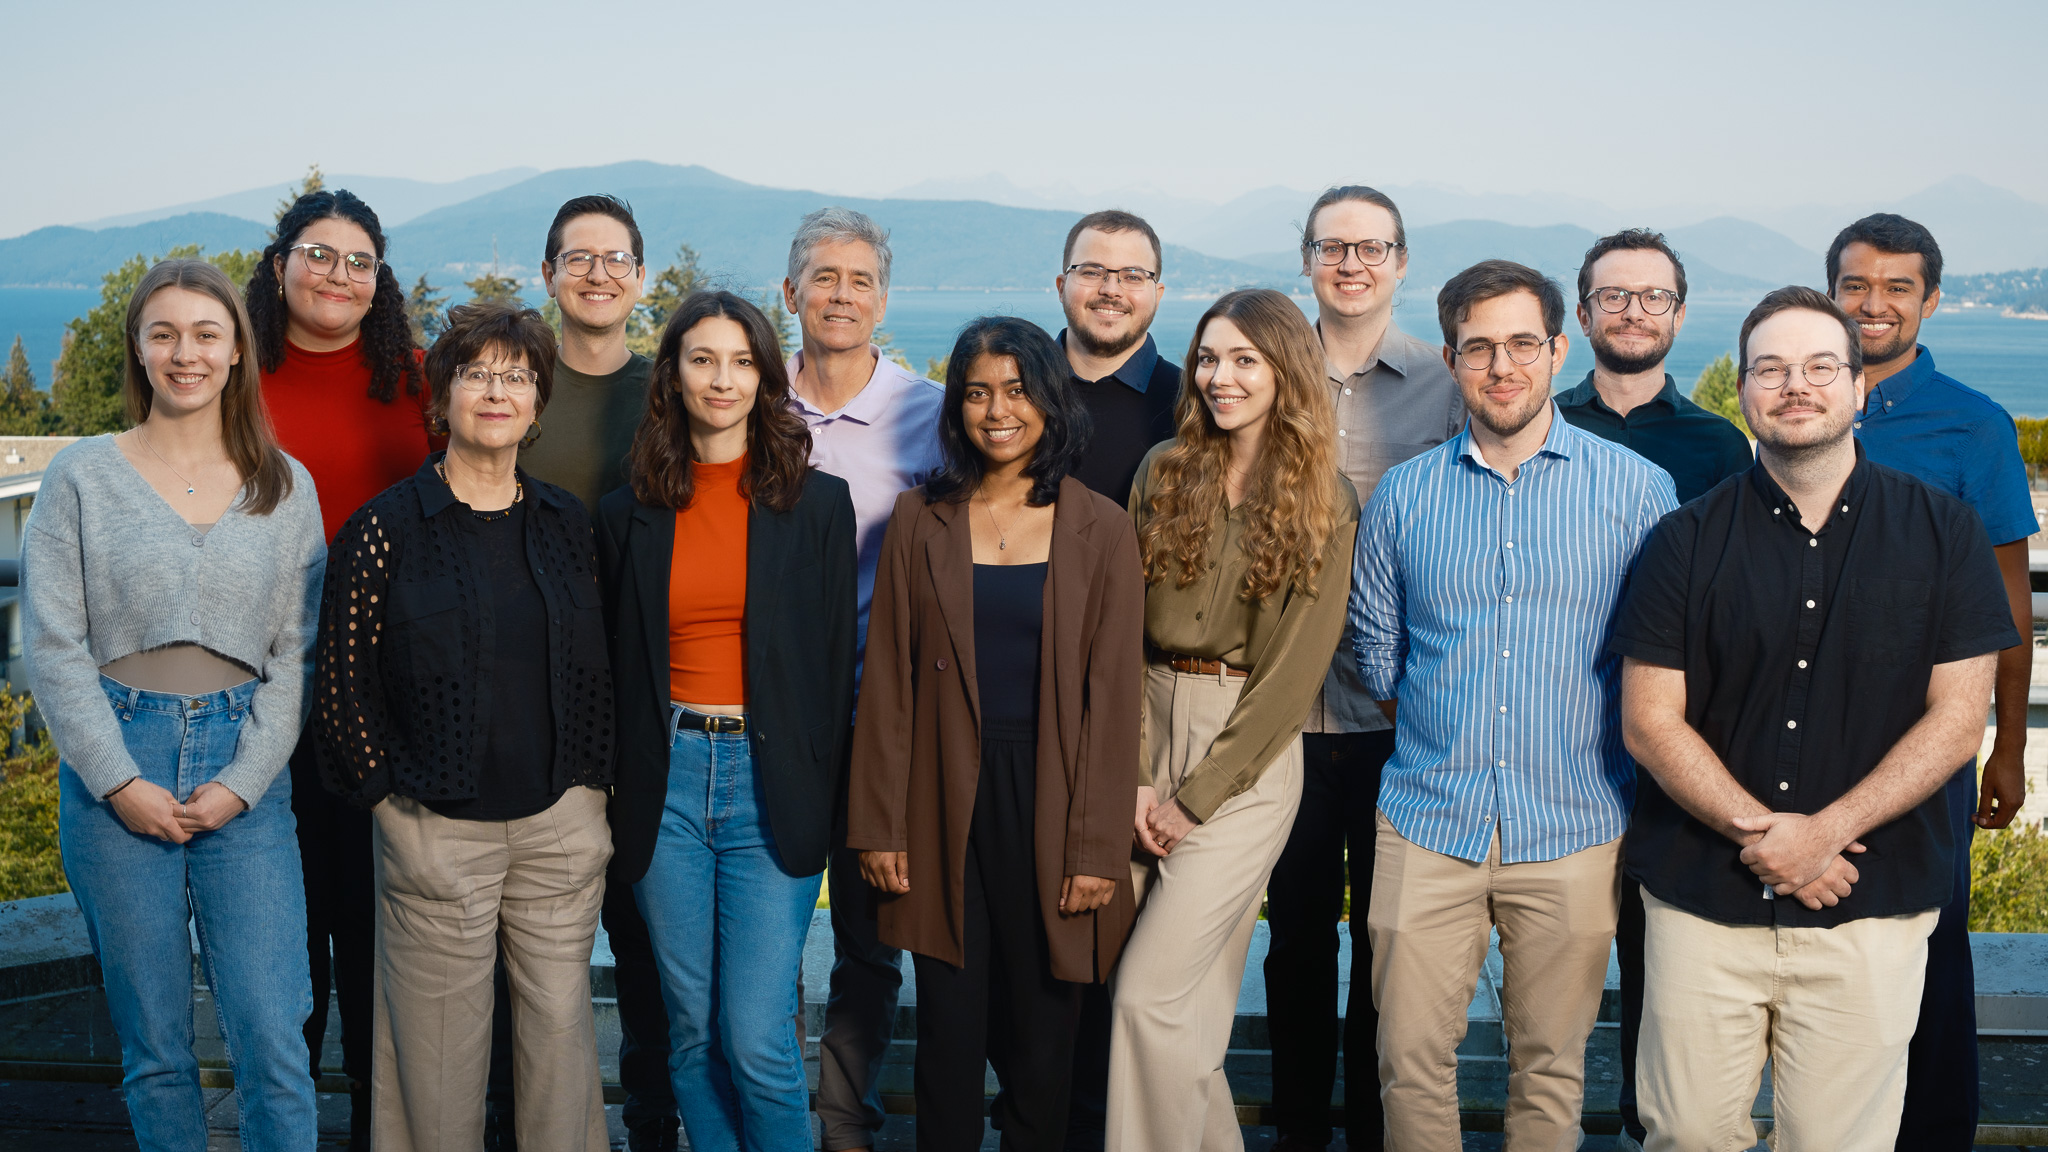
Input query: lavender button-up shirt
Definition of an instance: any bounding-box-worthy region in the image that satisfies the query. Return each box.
[788,346,947,681]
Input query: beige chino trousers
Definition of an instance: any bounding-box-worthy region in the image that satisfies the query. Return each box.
[1108,664,1305,1152]
[370,786,613,1152]
[1636,888,1938,1152]
[1366,811,1620,1152]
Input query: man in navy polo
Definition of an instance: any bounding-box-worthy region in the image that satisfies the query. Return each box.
[1827,212,2038,1152]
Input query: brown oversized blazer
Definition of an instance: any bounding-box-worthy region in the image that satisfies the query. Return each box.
[846,476,1144,983]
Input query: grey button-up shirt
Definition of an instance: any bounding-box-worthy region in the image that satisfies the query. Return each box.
[1308,321,1464,733]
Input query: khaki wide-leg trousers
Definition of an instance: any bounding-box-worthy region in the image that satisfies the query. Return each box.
[370,786,613,1152]
[1636,888,1938,1152]
[1109,664,1305,1152]
[1366,811,1620,1152]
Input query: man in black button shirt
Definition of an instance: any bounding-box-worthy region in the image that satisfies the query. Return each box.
[1611,287,2013,1151]
[1554,227,1753,1150]
[1056,210,1181,504]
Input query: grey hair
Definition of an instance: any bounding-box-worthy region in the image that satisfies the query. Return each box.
[787,207,894,292]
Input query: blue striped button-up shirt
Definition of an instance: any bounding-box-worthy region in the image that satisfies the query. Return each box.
[1351,408,1677,863]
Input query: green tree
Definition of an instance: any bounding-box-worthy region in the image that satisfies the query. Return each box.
[275,163,324,225]
[2015,416,2048,483]
[407,274,448,345]
[0,337,51,435]
[757,293,796,360]
[628,244,707,357]
[1690,352,1749,438]
[874,329,912,371]
[925,355,950,383]
[465,268,523,306]
[0,689,64,901]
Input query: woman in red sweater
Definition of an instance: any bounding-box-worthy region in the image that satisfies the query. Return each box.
[246,189,431,1148]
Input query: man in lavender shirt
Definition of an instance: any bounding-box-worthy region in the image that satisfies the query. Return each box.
[781,206,946,1152]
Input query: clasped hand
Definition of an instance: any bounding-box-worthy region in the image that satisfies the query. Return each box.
[108,779,247,844]
[1730,811,1866,910]
[1133,786,1199,857]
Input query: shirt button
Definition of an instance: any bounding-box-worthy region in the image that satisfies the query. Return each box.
[1798,659,1808,669]
[1505,541,1515,548]
[192,537,203,547]
[1498,705,1507,713]
[1809,539,1818,548]
[1338,429,1348,437]
[1496,760,1506,768]
[1779,781,1790,791]
[1501,650,1511,658]
[1503,595,1513,603]
[1854,421,1862,429]
[1886,400,1894,407]
[936,658,948,671]
[1805,600,1815,608]
[1787,720,1798,729]
[1343,387,1353,395]
[1773,508,1781,516]
[190,612,199,624]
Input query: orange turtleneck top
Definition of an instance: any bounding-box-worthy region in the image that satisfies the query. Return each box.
[669,454,750,706]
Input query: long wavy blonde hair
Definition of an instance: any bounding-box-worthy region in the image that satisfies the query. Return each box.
[1139,288,1338,602]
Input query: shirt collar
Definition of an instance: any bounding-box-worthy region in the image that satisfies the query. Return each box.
[414,450,559,518]
[1554,371,1681,416]
[1057,330,1161,394]
[1454,402,1575,473]
[1318,321,1425,383]
[787,345,908,426]
[1747,439,1870,528]
[1866,345,1934,411]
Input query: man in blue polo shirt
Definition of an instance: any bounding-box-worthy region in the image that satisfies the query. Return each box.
[1827,212,2038,1152]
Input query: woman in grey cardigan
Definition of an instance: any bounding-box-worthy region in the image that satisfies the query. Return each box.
[23,259,325,1152]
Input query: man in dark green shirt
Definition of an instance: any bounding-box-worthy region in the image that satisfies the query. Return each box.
[1557,229,1752,505]
[1555,229,1752,1152]
[525,193,653,512]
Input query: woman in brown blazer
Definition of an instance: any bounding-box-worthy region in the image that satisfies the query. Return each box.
[847,316,1144,1151]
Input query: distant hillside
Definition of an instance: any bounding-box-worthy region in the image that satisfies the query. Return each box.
[1945,267,2048,314]
[0,213,270,286]
[1748,176,2048,275]
[74,168,542,230]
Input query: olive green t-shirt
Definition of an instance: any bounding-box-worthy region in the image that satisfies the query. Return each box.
[520,352,651,511]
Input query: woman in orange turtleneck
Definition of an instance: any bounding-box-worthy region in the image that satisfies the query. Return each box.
[594,291,857,1151]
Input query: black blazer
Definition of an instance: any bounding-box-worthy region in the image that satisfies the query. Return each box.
[597,469,859,883]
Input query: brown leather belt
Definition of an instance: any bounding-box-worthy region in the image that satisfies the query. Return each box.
[1160,652,1249,679]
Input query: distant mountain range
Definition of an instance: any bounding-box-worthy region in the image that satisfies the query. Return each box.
[3,163,2044,297]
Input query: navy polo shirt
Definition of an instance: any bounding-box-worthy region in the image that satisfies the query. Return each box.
[1555,372,1754,504]
[1854,346,2038,547]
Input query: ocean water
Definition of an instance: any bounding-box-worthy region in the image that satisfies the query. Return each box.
[4,285,2043,417]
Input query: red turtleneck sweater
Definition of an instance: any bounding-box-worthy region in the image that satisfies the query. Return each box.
[260,339,436,543]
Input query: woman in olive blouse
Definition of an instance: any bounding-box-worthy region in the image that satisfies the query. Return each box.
[1107,288,1359,1152]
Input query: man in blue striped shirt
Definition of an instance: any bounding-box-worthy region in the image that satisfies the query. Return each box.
[1349,260,1677,1152]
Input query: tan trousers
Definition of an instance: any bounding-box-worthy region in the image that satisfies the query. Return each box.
[1366,811,1619,1152]
[1637,888,1938,1152]
[370,786,613,1152]
[1108,664,1305,1152]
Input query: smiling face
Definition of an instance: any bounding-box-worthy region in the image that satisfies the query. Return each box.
[1058,227,1164,361]
[1450,289,1564,439]
[136,286,241,418]
[1194,316,1279,437]
[1305,199,1407,324]
[445,343,538,454]
[676,316,762,439]
[543,213,645,335]
[783,237,886,356]
[1578,248,1685,375]
[960,352,1045,471]
[1740,308,1866,453]
[1831,241,1940,370]
[273,217,378,346]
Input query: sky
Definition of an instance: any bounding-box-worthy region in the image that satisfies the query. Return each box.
[3,0,2044,239]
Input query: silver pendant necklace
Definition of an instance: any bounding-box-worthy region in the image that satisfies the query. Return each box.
[977,492,1010,550]
[137,430,197,495]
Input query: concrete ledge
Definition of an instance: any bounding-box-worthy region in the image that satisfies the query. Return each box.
[0,894,99,1004]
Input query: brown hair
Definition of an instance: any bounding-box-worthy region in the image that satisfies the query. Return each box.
[1436,259,1566,348]
[423,301,559,423]
[124,259,294,516]
[1063,209,1163,274]
[628,291,812,513]
[1139,288,1338,602]
[1738,285,1864,378]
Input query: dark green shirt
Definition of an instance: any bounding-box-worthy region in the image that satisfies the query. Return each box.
[519,352,651,511]
[1554,372,1752,504]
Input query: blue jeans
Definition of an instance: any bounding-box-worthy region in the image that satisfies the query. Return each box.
[58,676,316,1152]
[634,721,821,1152]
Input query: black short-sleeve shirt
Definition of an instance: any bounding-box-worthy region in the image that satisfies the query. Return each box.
[1555,372,1755,505]
[1609,446,2017,927]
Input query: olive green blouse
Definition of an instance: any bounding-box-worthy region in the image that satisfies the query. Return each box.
[1127,442,1360,821]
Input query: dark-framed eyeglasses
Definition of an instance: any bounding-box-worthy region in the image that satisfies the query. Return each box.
[554,250,639,278]
[1064,263,1158,288]
[1457,335,1557,372]
[1306,238,1404,267]
[1745,356,1847,390]
[1585,286,1682,315]
[286,242,379,283]
[453,364,540,394]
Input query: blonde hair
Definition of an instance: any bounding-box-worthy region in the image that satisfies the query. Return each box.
[1139,288,1338,601]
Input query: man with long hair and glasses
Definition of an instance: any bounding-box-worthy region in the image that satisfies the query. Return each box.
[1351,261,1676,1152]
[1613,286,2011,1151]
[1266,185,1463,1152]
[1825,214,2037,1152]
[1552,228,1752,1152]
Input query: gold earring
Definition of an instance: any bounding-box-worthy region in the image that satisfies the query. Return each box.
[431,414,450,437]
[519,419,542,449]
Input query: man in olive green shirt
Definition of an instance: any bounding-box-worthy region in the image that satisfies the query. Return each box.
[526,193,653,512]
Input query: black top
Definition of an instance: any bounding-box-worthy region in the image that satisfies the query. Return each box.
[1061,331,1181,504]
[425,501,561,821]
[596,470,859,882]
[1555,372,1754,504]
[1609,446,2017,926]
[972,562,1047,727]
[314,454,615,810]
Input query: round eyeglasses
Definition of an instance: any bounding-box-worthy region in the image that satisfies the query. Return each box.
[1745,356,1847,390]
[1306,239,1403,267]
[1457,336,1556,372]
[554,250,639,279]
[1585,287,1681,315]
[287,243,379,283]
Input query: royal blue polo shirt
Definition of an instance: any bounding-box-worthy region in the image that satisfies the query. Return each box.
[1853,346,2038,547]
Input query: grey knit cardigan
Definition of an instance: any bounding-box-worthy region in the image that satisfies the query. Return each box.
[22,435,325,803]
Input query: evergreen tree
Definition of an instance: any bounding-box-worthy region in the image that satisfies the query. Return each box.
[757,293,795,360]
[407,274,448,344]
[925,355,950,383]
[464,268,523,306]
[874,329,912,371]
[0,336,51,435]
[628,244,706,357]
[1690,352,1749,438]
[275,163,324,225]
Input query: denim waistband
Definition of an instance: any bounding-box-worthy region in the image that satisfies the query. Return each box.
[100,673,257,718]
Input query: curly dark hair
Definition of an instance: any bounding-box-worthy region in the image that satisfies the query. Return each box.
[628,291,812,513]
[246,189,425,402]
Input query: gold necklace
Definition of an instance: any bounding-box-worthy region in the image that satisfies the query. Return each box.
[976,491,1011,550]
[435,460,523,520]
